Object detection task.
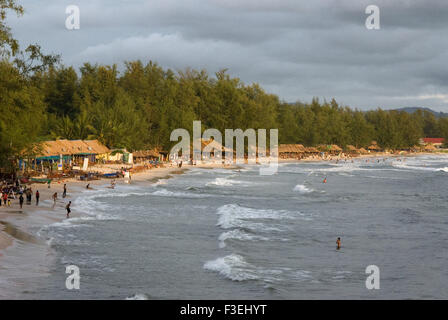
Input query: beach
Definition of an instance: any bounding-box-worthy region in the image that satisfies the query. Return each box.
[1,151,447,299]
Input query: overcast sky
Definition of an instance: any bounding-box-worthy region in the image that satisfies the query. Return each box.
[6,0,448,111]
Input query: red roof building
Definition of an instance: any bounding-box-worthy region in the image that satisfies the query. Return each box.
[420,137,445,147]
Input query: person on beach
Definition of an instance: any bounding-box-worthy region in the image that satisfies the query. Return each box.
[36,190,40,206]
[63,184,67,198]
[7,199,11,207]
[66,201,71,218]
[19,194,24,209]
[52,192,58,208]
[3,191,7,205]
[86,183,90,189]
[26,189,32,204]
[336,237,341,250]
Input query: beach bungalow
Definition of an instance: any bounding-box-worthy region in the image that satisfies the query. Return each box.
[200,139,234,162]
[358,147,369,155]
[304,147,320,155]
[133,149,161,163]
[420,138,445,148]
[318,144,342,154]
[169,139,231,163]
[278,144,305,159]
[345,145,361,156]
[368,141,381,152]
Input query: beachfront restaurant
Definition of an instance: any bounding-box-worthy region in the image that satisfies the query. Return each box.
[20,139,110,171]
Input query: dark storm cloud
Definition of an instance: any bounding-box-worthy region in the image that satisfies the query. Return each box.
[6,0,448,110]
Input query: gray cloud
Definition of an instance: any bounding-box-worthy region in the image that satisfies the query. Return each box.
[6,0,448,110]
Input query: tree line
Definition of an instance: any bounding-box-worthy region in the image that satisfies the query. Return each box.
[2,0,448,170]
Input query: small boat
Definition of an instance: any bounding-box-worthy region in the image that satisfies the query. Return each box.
[30,178,52,184]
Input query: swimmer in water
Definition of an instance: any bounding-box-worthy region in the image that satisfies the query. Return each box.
[336,237,341,250]
[323,177,327,183]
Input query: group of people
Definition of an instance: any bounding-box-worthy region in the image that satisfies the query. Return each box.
[0,181,71,218]
[1,183,34,207]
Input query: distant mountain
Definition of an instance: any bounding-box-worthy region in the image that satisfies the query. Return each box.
[393,107,448,118]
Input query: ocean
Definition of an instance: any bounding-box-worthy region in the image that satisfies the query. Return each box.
[9,155,448,299]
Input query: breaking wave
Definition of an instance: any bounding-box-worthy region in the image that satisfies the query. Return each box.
[293,184,314,193]
[203,254,259,281]
[218,229,269,248]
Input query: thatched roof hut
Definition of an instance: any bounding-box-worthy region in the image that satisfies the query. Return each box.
[133,149,160,159]
[345,144,360,155]
[368,144,381,151]
[318,144,342,153]
[278,144,305,159]
[34,139,110,158]
[278,144,305,153]
[358,147,368,154]
[305,147,320,153]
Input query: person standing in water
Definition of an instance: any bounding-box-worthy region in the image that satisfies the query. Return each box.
[66,201,72,218]
[36,190,40,206]
[336,237,341,250]
[63,184,67,198]
[19,193,24,209]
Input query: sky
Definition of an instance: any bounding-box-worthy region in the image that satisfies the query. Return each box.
[6,0,448,111]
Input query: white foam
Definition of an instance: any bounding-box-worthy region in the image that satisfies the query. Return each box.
[216,204,294,231]
[218,229,269,248]
[153,179,167,186]
[293,184,313,193]
[207,177,240,186]
[392,162,448,172]
[151,188,208,198]
[203,254,259,281]
[206,176,251,187]
[125,293,149,300]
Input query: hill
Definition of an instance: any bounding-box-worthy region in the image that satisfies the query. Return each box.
[393,107,448,118]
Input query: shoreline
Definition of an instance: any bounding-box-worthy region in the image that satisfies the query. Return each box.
[0,151,445,298]
[0,151,441,254]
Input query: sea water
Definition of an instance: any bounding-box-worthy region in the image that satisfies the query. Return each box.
[9,155,448,299]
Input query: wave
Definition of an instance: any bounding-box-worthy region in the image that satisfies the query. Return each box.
[216,204,295,231]
[392,162,448,172]
[153,179,167,186]
[204,254,298,283]
[125,293,150,300]
[218,229,269,248]
[293,184,314,193]
[151,188,210,198]
[206,176,252,187]
[203,254,259,281]
[206,177,239,186]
